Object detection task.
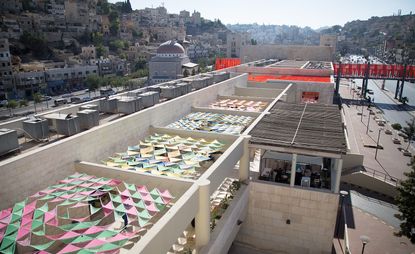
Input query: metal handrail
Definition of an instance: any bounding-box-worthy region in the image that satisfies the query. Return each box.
[361,166,400,186]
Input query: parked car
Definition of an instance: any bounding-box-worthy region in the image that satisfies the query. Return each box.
[0,100,7,106]
[70,97,82,104]
[99,88,116,97]
[41,96,52,101]
[54,98,68,106]
[81,97,92,102]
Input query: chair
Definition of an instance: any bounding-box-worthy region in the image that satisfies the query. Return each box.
[301,177,311,188]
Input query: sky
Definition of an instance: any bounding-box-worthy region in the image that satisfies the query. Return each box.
[109,0,415,29]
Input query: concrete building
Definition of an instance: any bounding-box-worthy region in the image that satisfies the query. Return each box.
[240,44,335,63]
[320,34,338,53]
[192,10,202,25]
[0,0,22,14]
[227,32,251,58]
[0,39,14,100]
[149,40,198,84]
[13,71,46,99]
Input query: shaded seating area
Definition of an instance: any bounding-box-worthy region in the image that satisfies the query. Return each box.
[249,102,348,193]
[259,151,332,190]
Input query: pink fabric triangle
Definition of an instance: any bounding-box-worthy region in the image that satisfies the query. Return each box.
[136,185,148,193]
[16,227,30,240]
[145,202,159,213]
[0,208,12,220]
[141,193,153,202]
[83,226,105,235]
[85,239,106,248]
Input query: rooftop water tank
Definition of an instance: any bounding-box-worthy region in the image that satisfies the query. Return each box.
[22,118,49,140]
[0,128,19,156]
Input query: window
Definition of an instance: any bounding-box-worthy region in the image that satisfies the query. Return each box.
[2,63,4,67]
[0,54,3,57]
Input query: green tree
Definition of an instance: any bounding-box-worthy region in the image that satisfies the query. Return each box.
[33,93,42,113]
[92,32,104,45]
[402,119,415,151]
[109,40,125,52]
[96,44,107,58]
[6,100,18,116]
[395,165,415,243]
[86,75,102,97]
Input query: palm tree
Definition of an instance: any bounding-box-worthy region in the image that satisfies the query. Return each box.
[33,93,42,113]
[402,118,415,151]
[6,100,18,116]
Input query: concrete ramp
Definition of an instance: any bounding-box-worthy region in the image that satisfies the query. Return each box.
[341,169,399,198]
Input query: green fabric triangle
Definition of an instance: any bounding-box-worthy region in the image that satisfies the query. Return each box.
[9,213,22,224]
[155,203,165,212]
[138,217,149,227]
[96,230,118,238]
[77,250,95,254]
[135,200,146,210]
[71,235,94,243]
[139,209,152,220]
[0,237,15,253]
[91,242,120,251]
[31,240,55,251]
[131,191,142,200]
[12,200,26,212]
[38,203,49,212]
[32,219,43,231]
[150,189,160,199]
[4,223,19,236]
[115,204,126,213]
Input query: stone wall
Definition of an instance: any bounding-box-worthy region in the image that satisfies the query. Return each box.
[240,45,335,62]
[235,181,338,254]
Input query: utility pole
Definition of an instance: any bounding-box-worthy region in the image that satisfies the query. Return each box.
[399,64,407,100]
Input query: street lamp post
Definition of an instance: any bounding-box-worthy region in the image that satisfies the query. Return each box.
[335,190,349,238]
[375,128,383,159]
[366,108,371,134]
[360,235,370,254]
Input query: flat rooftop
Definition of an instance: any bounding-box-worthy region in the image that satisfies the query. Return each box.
[249,102,347,154]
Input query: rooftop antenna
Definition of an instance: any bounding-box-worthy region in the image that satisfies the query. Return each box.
[161,2,164,7]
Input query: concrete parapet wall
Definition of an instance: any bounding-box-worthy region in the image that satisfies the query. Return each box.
[0,74,247,210]
[342,153,364,170]
[235,87,285,98]
[236,181,338,254]
[341,172,398,198]
[200,184,249,254]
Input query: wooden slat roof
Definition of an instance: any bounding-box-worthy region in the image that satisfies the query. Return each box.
[249,102,347,154]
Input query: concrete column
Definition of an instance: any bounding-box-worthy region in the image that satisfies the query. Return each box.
[290,153,297,187]
[195,179,210,250]
[239,135,251,182]
[332,158,343,193]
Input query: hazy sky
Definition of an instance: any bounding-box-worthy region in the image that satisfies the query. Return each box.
[109,0,415,28]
